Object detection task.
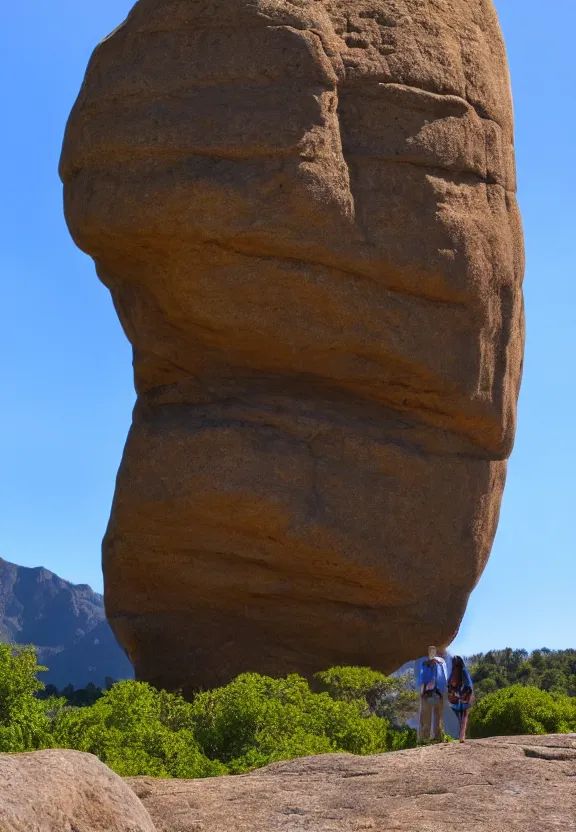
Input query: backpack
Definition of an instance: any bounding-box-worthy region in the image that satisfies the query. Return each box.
[447,659,472,705]
[421,659,442,697]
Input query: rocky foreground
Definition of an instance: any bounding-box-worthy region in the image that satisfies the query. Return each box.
[129,735,576,831]
[3,735,573,831]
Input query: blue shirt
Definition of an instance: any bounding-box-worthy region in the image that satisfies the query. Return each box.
[417,656,448,694]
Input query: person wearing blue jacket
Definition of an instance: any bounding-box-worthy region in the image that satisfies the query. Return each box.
[417,645,448,742]
[447,655,475,742]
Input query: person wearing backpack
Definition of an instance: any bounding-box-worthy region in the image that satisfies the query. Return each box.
[447,655,474,742]
[417,645,448,742]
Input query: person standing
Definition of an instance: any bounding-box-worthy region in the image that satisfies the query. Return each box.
[447,655,474,742]
[417,645,448,742]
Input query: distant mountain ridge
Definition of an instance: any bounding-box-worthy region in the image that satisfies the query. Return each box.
[0,556,133,689]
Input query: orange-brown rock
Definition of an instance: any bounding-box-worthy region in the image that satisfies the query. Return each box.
[60,0,524,693]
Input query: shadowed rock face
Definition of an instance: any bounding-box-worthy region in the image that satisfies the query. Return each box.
[60,0,524,694]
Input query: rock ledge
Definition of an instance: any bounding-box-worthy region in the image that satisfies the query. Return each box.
[128,735,576,831]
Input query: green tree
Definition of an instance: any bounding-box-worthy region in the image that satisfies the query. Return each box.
[51,679,225,778]
[468,648,576,701]
[0,651,417,777]
[0,644,56,752]
[21,645,576,776]
[313,666,419,727]
[190,672,414,773]
[469,685,576,738]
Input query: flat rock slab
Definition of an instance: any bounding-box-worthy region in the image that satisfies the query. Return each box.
[128,735,576,832]
[0,749,156,832]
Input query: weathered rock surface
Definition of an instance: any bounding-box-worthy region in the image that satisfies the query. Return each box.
[60,0,525,691]
[129,736,576,832]
[0,749,156,832]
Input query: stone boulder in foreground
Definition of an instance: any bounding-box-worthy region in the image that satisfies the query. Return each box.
[60,0,525,692]
[129,736,576,832]
[0,749,155,832]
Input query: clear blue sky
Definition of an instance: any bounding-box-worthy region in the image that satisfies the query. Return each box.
[1,1,574,657]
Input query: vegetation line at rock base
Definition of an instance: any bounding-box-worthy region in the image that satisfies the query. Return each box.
[1,646,575,779]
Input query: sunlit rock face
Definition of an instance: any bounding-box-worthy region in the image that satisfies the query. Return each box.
[60,0,524,694]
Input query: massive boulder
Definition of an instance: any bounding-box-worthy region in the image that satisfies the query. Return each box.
[128,736,576,832]
[60,0,524,692]
[0,749,156,832]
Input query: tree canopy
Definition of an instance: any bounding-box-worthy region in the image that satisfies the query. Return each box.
[469,685,576,737]
[467,649,576,700]
[0,644,54,752]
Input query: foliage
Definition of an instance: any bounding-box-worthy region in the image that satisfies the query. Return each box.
[38,681,105,707]
[190,671,416,773]
[1,648,417,777]
[469,685,576,738]
[7,644,576,778]
[313,665,419,727]
[0,644,56,752]
[50,680,226,778]
[467,649,576,701]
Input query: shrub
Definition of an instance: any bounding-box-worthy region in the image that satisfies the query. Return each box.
[314,665,419,727]
[469,685,576,738]
[189,672,408,773]
[51,680,225,778]
[0,648,421,776]
[0,645,55,752]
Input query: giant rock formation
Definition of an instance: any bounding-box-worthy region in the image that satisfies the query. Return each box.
[60,0,525,693]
